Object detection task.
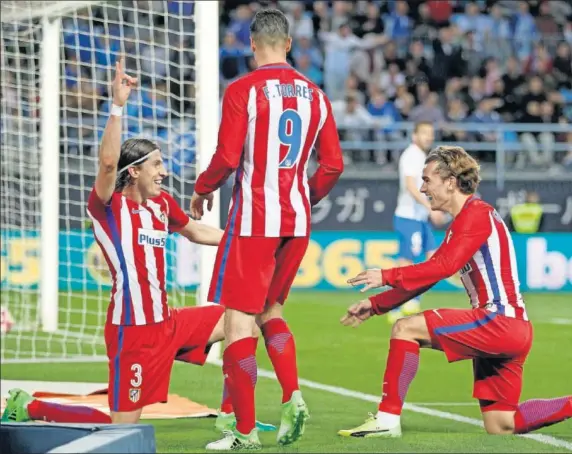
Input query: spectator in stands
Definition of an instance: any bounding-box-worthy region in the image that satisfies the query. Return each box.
[488,78,518,121]
[286,1,313,39]
[332,94,374,163]
[227,4,253,47]
[379,62,405,99]
[383,0,413,56]
[320,23,381,101]
[553,42,572,88]
[219,31,249,84]
[291,36,323,73]
[486,3,512,62]
[408,92,445,125]
[517,98,556,169]
[406,40,432,83]
[382,40,405,71]
[482,57,502,96]
[524,43,553,77]
[442,97,469,142]
[452,1,488,52]
[462,30,485,76]
[345,74,366,105]
[366,87,403,164]
[513,1,540,62]
[352,1,385,38]
[431,26,466,92]
[411,2,439,45]
[465,76,487,112]
[394,84,416,119]
[535,1,560,49]
[296,54,323,87]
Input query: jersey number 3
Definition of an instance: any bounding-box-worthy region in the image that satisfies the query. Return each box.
[278,109,302,169]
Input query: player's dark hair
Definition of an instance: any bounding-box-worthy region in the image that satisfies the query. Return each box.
[425,146,481,194]
[250,9,290,47]
[115,138,159,191]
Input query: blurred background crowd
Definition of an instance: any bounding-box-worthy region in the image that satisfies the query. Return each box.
[1,0,572,176]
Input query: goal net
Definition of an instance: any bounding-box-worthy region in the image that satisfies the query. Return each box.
[1,0,220,362]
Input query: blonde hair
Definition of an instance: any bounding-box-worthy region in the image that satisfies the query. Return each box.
[425,146,481,194]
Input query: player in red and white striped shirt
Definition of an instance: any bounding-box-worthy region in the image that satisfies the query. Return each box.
[33,59,227,425]
[191,9,344,451]
[339,146,571,438]
[4,60,279,434]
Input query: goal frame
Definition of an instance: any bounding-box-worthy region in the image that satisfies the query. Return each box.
[8,1,221,358]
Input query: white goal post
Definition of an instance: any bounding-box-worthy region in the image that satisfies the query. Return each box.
[1,0,220,362]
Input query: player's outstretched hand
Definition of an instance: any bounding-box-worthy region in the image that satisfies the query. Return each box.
[190,191,214,220]
[112,57,138,107]
[340,299,373,327]
[347,269,384,293]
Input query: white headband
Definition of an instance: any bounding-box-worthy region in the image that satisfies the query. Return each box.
[117,152,152,175]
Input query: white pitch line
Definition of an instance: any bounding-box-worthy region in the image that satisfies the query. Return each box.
[408,402,477,407]
[210,361,572,452]
[549,318,572,326]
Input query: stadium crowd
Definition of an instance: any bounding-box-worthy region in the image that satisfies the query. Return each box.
[221,0,572,169]
[1,0,571,173]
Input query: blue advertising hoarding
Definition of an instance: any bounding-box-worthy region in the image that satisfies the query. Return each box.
[1,230,571,293]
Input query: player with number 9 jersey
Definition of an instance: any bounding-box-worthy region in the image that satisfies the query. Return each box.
[194,52,344,314]
[191,9,344,449]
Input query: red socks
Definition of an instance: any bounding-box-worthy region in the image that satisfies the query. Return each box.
[378,339,420,415]
[222,337,258,435]
[220,337,259,414]
[514,396,572,434]
[261,318,299,403]
[220,380,233,414]
[28,399,111,423]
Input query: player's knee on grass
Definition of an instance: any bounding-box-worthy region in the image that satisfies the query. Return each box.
[482,411,516,435]
[111,409,142,424]
[391,314,431,346]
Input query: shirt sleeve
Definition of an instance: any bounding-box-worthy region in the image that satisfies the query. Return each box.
[163,192,190,233]
[87,187,110,221]
[369,284,435,316]
[194,82,249,195]
[308,94,344,206]
[382,205,492,291]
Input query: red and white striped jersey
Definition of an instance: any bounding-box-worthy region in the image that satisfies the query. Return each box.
[383,196,528,320]
[87,189,190,326]
[194,63,344,237]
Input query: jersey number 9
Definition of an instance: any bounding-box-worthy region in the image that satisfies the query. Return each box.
[278,109,302,169]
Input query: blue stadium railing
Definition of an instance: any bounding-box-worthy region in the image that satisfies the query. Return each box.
[335,122,572,190]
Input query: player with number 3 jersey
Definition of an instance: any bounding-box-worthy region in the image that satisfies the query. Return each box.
[3,59,269,434]
[191,9,344,451]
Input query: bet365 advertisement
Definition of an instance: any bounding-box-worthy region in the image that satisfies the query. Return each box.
[1,230,571,293]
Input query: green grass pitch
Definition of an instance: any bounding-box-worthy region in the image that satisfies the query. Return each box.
[1,291,571,452]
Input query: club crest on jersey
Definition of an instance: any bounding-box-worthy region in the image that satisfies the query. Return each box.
[129,388,141,403]
[138,228,167,248]
[147,204,167,224]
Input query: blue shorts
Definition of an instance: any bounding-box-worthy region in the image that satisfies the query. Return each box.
[393,215,436,262]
